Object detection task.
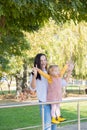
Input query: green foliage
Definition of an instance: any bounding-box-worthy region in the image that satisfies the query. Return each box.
[0,31,30,76]
[0,32,29,55]
[26,20,87,79]
[0,0,50,32]
[0,0,87,34]
[0,56,9,72]
[0,0,87,78]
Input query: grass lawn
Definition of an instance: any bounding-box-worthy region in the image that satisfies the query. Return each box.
[0,101,87,130]
[60,101,87,124]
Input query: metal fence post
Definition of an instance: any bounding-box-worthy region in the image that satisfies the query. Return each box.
[42,104,44,130]
[77,101,80,130]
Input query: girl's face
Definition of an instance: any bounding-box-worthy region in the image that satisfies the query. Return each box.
[40,55,47,70]
[50,67,60,76]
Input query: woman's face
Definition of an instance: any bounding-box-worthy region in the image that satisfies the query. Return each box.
[40,55,47,70]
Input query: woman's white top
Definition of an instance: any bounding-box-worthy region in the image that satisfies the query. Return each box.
[29,70,48,102]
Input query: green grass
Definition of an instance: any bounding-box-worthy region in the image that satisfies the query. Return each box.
[61,102,87,121]
[0,105,41,130]
[0,102,87,130]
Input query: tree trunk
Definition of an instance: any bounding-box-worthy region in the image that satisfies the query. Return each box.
[85,88,87,94]
[15,72,22,90]
[21,60,28,89]
[7,76,12,94]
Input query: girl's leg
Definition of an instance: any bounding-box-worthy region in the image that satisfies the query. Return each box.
[56,103,66,122]
[51,104,60,124]
[55,103,60,117]
[51,104,57,118]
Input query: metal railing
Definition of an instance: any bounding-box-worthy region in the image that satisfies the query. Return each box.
[0,97,87,130]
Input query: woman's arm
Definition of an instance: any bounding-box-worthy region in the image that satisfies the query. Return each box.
[30,67,37,89]
[30,75,37,89]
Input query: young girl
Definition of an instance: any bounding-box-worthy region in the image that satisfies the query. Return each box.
[35,62,74,124]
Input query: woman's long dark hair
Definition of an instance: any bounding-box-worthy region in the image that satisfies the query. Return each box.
[33,53,47,80]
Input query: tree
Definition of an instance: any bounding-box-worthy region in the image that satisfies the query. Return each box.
[0,0,87,69]
[25,20,87,79]
[0,0,87,35]
[0,32,30,75]
[0,31,30,90]
[0,0,87,91]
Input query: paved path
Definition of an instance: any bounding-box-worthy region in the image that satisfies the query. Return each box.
[57,122,87,130]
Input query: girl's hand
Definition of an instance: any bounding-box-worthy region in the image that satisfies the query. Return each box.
[67,60,75,72]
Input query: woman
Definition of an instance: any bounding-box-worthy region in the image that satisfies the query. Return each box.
[30,53,57,130]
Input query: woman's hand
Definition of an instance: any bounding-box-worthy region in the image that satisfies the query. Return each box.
[31,66,37,89]
[32,67,37,78]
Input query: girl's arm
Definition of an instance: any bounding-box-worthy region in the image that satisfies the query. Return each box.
[36,68,52,82]
[60,61,74,77]
[60,64,68,77]
[64,62,74,82]
[64,70,72,82]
